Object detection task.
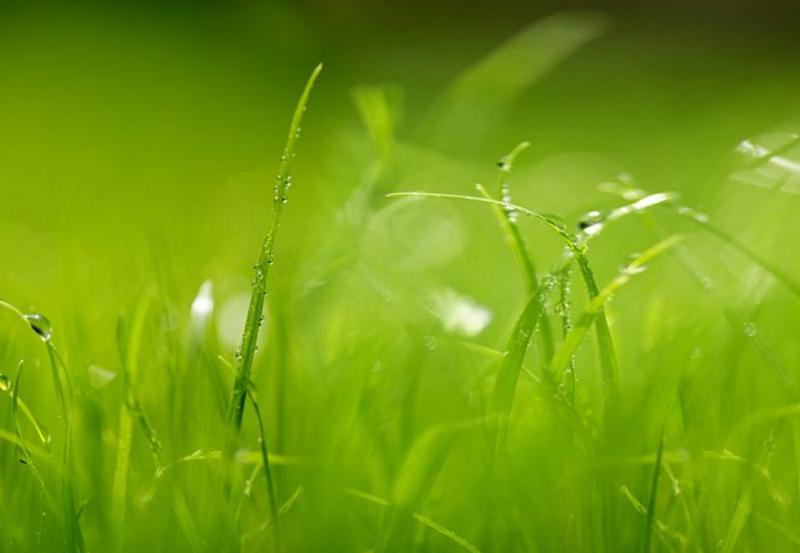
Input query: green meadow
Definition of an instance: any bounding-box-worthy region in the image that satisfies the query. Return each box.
[2,3,800,551]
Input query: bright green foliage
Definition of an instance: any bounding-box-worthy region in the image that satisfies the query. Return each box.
[2,6,800,553]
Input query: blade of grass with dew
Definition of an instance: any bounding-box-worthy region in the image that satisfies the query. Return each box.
[1,368,51,447]
[599,181,800,300]
[549,236,683,383]
[225,63,323,459]
[555,266,577,404]
[386,192,621,415]
[476,141,555,366]
[0,300,84,551]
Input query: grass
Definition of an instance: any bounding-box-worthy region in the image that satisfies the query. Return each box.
[2,7,800,553]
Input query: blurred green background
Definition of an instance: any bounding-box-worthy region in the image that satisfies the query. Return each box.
[2,1,800,551]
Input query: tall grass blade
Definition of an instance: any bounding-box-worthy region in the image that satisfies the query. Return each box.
[225,63,323,454]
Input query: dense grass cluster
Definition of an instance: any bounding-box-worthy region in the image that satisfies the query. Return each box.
[2,9,800,553]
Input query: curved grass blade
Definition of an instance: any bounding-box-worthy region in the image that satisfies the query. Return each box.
[246,382,282,553]
[11,362,62,525]
[1,370,51,447]
[0,300,84,551]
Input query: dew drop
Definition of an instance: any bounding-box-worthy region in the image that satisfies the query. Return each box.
[0,374,11,392]
[577,210,604,232]
[23,313,53,341]
[622,264,647,276]
[501,184,518,223]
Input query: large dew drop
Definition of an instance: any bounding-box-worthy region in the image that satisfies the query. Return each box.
[0,374,11,392]
[23,313,53,342]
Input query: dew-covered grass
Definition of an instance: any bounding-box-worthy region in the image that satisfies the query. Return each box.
[2,3,800,552]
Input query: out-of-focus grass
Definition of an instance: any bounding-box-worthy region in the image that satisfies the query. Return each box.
[2,3,800,551]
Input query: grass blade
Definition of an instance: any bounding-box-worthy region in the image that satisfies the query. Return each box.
[225,63,323,453]
[476,141,555,366]
[642,424,666,553]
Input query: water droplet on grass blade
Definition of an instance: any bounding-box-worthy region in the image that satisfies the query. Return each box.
[501,184,518,223]
[577,210,603,229]
[0,374,10,392]
[23,313,52,341]
[577,210,605,236]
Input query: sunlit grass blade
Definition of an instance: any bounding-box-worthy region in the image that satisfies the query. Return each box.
[599,181,800,299]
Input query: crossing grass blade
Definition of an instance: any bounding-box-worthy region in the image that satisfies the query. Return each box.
[387,191,621,416]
